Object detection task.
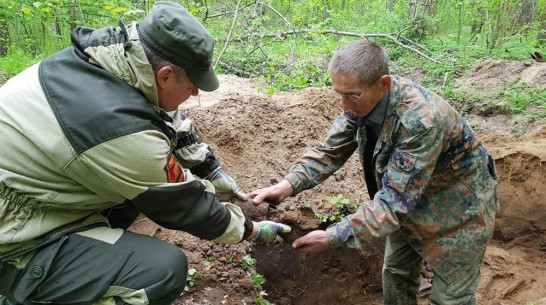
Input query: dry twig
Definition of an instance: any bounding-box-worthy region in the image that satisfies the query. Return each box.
[214,0,243,70]
[234,29,439,63]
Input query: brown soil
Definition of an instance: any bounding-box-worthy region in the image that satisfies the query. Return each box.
[455,59,546,99]
[127,61,546,305]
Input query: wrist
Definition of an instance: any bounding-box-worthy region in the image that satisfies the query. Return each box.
[247,221,259,240]
[204,166,222,180]
[325,225,344,248]
[279,179,294,199]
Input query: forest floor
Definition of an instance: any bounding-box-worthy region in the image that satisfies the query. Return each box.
[1,58,538,304]
[129,59,546,305]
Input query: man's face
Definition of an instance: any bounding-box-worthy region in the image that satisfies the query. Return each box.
[331,73,389,117]
[157,67,199,112]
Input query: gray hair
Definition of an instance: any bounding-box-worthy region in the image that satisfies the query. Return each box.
[328,40,389,85]
[141,41,186,80]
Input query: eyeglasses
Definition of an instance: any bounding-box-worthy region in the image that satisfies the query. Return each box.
[337,76,382,101]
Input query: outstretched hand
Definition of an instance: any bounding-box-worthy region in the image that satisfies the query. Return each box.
[249,179,294,206]
[292,230,329,253]
[250,221,292,245]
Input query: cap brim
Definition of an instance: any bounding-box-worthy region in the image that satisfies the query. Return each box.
[187,65,219,92]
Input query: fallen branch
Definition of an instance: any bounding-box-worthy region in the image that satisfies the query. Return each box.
[257,1,293,28]
[205,2,256,19]
[233,29,439,63]
[397,35,433,54]
[217,61,254,78]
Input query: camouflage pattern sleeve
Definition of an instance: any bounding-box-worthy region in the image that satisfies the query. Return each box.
[170,109,220,178]
[326,125,444,249]
[284,111,359,195]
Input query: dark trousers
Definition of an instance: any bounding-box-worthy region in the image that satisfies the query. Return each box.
[0,227,187,305]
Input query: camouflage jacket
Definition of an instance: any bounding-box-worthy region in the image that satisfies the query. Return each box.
[284,76,499,284]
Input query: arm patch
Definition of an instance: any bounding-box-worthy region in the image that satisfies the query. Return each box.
[165,153,185,183]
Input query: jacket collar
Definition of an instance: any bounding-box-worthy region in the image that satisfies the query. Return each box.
[75,20,159,107]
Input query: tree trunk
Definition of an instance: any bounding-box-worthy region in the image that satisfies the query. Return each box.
[457,0,463,44]
[538,4,546,45]
[0,17,8,56]
[69,5,77,32]
[470,0,484,35]
[428,0,438,16]
[387,0,395,11]
[54,14,62,37]
[407,0,430,38]
[445,0,451,34]
[513,0,536,32]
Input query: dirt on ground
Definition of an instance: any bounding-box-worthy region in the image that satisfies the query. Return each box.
[126,61,546,305]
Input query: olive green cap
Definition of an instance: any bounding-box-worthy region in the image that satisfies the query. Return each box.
[138,1,219,91]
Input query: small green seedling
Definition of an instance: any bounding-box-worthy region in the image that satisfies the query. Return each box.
[315,213,329,223]
[186,268,201,287]
[252,273,266,286]
[240,254,257,271]
[203,256,216,267]
[328,194,358,222]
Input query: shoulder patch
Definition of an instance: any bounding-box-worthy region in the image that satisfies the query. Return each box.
[165,153,185,183]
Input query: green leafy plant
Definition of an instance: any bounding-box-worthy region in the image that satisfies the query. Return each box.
[240,254,257,271]
[315,212,329,223]
[502,84,546,115]
[255,297,271,305]
[252,273,266,286]
[328,193,358,222]
[203,256,216,267]
[186,269,201,287]
[253,278,270,305]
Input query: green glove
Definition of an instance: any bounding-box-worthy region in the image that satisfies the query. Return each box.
[207,168,248,201]
[251,221,292,245]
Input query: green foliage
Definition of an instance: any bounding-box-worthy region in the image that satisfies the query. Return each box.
[0,0,543,111]
[254,288,270,305]
[255,295,271,305]
[499,84,546,119]
[203,256,216,267]
[251,273,266,286]
[0,48,41,75]
[239,254,257,271]
[328,193,358,222]
[316,194,358,223]
[186,270,201,287]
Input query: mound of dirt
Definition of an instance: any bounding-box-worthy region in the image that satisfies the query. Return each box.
[455,59,546,99]
[127,68,546,304]
[452,60,546,119]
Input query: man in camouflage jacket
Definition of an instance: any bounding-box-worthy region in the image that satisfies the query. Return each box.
[251,40,498,304]
[0,2,290,305]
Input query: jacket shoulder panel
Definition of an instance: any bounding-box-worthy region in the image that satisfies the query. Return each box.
[39,48,171,154]
[392,78,443,136]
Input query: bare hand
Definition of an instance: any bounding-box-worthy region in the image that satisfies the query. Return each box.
[249,179,293,206]
[292,230,329,253]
